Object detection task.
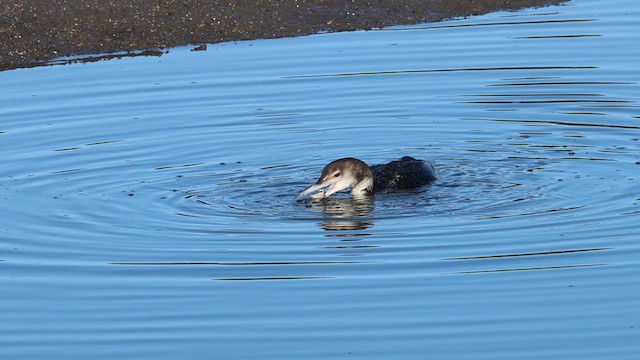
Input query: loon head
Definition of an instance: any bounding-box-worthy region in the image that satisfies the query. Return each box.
[297,157,374,199]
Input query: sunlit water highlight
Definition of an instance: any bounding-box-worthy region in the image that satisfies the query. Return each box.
[1,0,639,359]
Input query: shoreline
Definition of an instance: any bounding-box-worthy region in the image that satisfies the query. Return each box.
[0,0,565,71]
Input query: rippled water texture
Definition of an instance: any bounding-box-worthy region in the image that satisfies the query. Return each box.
[1,0,639,359]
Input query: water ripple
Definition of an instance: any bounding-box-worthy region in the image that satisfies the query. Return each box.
[2,1,640,358]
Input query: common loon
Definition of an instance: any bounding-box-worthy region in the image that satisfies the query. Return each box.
[297,156,436,199]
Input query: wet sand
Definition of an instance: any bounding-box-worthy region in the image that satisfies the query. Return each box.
[0,0,564,71]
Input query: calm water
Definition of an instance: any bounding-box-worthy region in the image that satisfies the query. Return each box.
[1,0,639,358]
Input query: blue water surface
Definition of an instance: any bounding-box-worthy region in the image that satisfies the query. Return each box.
[1,0,639,359]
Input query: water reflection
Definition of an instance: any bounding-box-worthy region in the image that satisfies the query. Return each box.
[303,196,375,231]
[490,80,636,87]
[466,117,640,129]
[395,18,595,30]
[285,65,596,79]
[444,248,611,274]
[449,263,606,274]
[511,34,601,39]
[443,247,611,260]
[217,276,332,281]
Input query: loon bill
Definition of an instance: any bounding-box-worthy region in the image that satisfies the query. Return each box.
[297,156,436,199]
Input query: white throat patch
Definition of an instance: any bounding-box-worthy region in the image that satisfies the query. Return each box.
[352,177,373,195]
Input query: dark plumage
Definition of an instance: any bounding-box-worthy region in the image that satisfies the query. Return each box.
[370,156,436,191]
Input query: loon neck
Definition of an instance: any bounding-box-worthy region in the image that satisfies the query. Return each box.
[352,173,374,196]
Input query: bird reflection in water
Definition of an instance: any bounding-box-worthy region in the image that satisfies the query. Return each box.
[306,195,374,231]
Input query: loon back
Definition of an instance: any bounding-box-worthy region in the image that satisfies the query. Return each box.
[370,156,436,191]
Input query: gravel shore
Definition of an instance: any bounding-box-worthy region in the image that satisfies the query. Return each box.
[0,1,563,71]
